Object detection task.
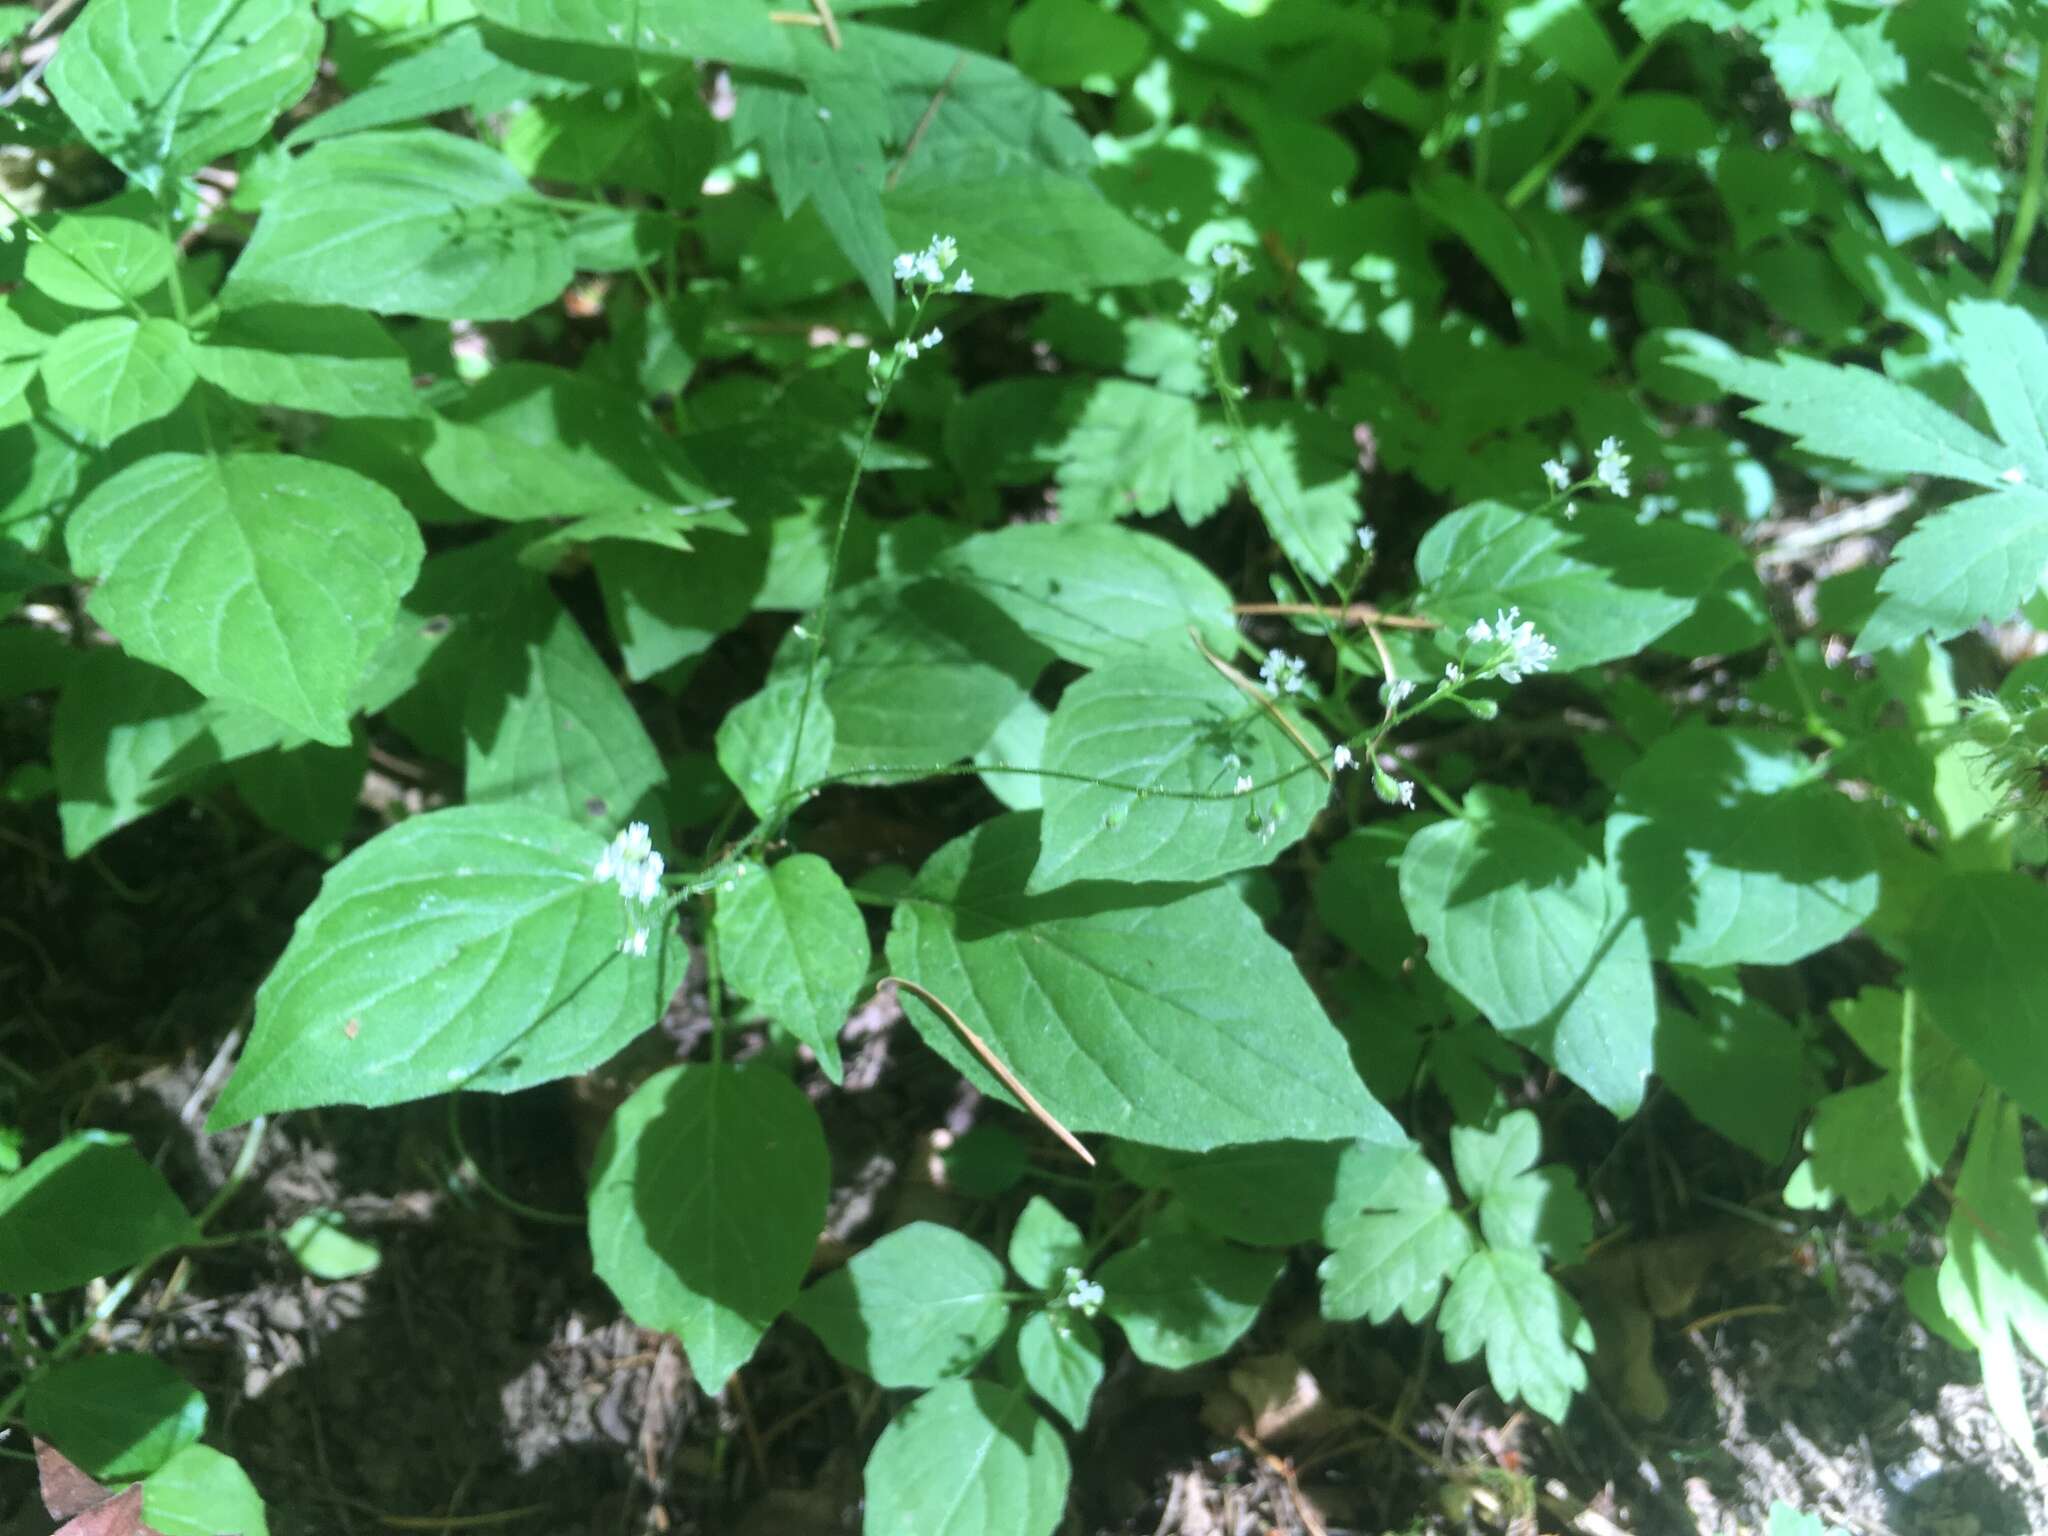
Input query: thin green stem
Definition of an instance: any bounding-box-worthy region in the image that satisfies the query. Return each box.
[1994,51,2048,299]
[701,892,727,1066]
[771,356,900,817]
[447,1094,582,1227]
[1505,36,1657,210]
[195,1114,268,1229]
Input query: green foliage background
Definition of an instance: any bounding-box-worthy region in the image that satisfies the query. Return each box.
[4,0,2048,1529]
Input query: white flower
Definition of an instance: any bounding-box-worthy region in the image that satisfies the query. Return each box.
[1060,1267,1104,1316]
[1233,775,1255,795]
[891,252,918,282]
[621,927,650,957]
[1595,436,1631,497]
[1466,606,1557,685]
[867,348,882,372]
[1258,648,1309,695]
[1185,278,1213,309]
[1355,525,1377,553]
[594,822,667,908]
[1333,745,1355,771]
[902,340,920,360]
[1394,778,1416,808]
[1444,662,1465,684]
[953,270,974,294]
[1384,678,1416,708]
[1542,457,1571,491]
[2001,465,2026,485]
[1209,243,1251,276]
[920,327,943,349]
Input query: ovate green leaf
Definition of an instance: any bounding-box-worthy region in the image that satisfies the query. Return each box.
[0,1132,199,1293]
[1098,1233,1283,1368]
[1401,800,1654,1116]
[39,316,197,440]
[1905,871,2048,1126]
[794,1222,1009,1387]
[715,854,869,1082]
[24,207,175,310]
[1417,502,1742,671]
[193,305,417,417]
[862,1382,1069,1536]
[886,812,1398,1151]
[144,1445,270,1536]
[225,130,573,321]
[1605,726,1878,966]
[1014,1310,1103,1430]
[66,453,424,745]
[1032,648,1329,890]
[1008,1195,1087,1290]
[210,805,684,1124]
[49,0,320,191]
[589,1062,829,1392]
[25,1355,205,1480]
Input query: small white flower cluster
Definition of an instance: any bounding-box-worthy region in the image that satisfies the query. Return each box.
[1210,243,1253,277]
[1383,677,1416,709]
[593,821,664,956]
[1332,744,1355,771]
[891,234,972,293]
[1594,435,1631,497]
[1355,524,1377,555]
[1060,1266,1105,1316]
[1542,457,1571,492]
[1464,606,1559,685]
[1259,648,1310,695]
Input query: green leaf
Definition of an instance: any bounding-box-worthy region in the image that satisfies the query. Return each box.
[287,22,557,145]
[209,805,684,1125]
[1656,991,1806,1165]
[49,0,320,191]
[24,207,175,310]
[193,305,417,417]
[885,167,1187,298]
[1032,649,1327,891]
[821,578,1051,777]
[423,363,716,523]
[1098,1232,1283,1368]
[1905,871,2048,1127]
[1450,1110,1591,1260]
[862,1381,1070,1536]
[0,1132,199,1293]
[144,1445,270,1536]
[1438,1247,1592,1421]
[231,735,368,854]
[39,316,197,440]
[1037,380,1236,524]
[225,130,574,321]
[716,854,868,1083]
[472,0,797,73]
[1401,802,1655,1116]
[1787,988,1981,1216]
[1937,1099,2048,1457]
[462,594,665,833]
[716,668,835,820]
[1007,0,1149,86]
[53,648,288,856]
[280,1208,381,1279]
[1238,405,1366,585]
[794,1222,1010,1387]
[1605,726,1878,966]
[931,522,1237,669]
[1007,1195,1087,1290]
[589,1062,829,1392]
[66,453,424,746]
[1318,1144,1475,1324]
[1767,1503,1851,1536]
[886,812,1400,1152]
[595,532,768,681]
[1152,1139,1410,1249]
[25,1354,206,1480]
[1416,502,1743,671]
[1761,8,1998,239]
[1014,1309,1103,1430]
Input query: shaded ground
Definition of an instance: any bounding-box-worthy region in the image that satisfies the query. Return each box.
[3,748,2044,1536]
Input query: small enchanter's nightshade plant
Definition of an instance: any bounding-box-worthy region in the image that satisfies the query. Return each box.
[1464,607,1559,685]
